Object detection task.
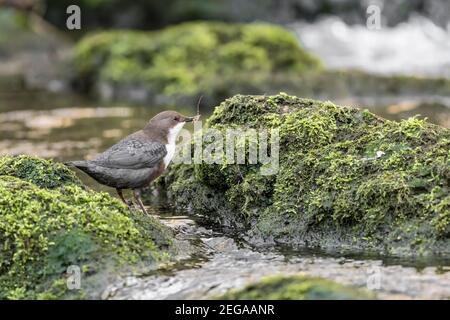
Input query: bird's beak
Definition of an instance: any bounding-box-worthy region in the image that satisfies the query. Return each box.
[184,116,194,122]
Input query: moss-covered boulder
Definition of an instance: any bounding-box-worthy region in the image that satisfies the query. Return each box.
[73,22,321,103]
[157,93,450,256]
[0,155,172,299]
[218,275,374,300]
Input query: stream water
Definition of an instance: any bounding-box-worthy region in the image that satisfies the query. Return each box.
[0,87,449,299]
[104,211,450,300]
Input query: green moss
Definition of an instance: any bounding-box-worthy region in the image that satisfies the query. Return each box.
[0,155,82,189]
[0,155,172,299]
[159,94,450,256]
[218,275,374,300]
[74,22,321,101]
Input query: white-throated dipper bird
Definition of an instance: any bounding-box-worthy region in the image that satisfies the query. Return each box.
[66,111,197,215]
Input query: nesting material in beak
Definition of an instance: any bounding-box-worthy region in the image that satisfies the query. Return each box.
[185,115,201,122]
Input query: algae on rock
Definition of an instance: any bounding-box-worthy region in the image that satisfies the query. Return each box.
[218,275,374,300]
[157,93,450,256]
[0,155,172,299]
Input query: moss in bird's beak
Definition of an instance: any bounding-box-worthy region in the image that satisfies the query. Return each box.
[185,115,200,122]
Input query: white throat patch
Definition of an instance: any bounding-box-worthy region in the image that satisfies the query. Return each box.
[163,122,185,168]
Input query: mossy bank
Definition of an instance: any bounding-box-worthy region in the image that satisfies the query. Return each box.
[156,93,450,257]
[218,275,374,300]
[73,21,450,107]
[73,21,321,104]
[0,156,173,299]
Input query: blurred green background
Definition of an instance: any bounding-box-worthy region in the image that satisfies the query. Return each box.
[0,0,449,163]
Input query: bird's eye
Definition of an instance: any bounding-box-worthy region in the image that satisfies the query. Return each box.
[174,116,179,121]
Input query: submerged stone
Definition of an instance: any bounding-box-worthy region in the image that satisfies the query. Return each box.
[156,93,450,256]
[218,275,374,300]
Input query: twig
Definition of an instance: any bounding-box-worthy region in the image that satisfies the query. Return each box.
[196,95,203,116]
[193,95,203,121]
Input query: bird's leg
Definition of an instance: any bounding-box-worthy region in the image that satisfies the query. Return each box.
[133,189,148,215]
[133,189,149,215]
[116,188,133,208]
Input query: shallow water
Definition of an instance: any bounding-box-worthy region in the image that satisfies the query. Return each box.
[0,87,449,299]
[105,212,450,300]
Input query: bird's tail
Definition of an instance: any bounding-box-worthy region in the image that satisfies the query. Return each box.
[64,160,89,169]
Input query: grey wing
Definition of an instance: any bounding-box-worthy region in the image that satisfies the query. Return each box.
[94,139,167,169]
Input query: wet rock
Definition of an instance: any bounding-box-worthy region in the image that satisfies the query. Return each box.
[157,93,450,257]
[203,237,238,251]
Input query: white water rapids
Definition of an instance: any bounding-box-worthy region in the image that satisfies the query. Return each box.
[292,15,450,78]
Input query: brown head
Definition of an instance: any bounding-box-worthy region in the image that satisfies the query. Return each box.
[143,111,195,143]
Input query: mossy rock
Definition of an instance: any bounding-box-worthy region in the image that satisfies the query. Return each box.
[0,155,173,299]
[157,93,450,256]
[73,21,321,103]
[0,155,82,189]
[218,275,374,300]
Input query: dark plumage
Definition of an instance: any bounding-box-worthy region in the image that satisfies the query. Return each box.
[66,111,195,214]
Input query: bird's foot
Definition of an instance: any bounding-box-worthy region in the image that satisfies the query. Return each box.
[125,200,136,211]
